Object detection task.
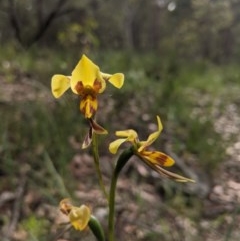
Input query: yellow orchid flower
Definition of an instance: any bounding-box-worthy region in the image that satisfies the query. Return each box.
[51,54,124,119]
[109,116,194,182]
[59,199,91,231]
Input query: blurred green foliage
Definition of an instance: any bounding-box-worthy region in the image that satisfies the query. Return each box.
[1,45,239,185]
[1,45,239,241]
[1,0,240,240]
[1,0,240,63]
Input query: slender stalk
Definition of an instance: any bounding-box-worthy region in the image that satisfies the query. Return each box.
[92,133,109,201]
[108,170,118,241]
[108,148,134,241]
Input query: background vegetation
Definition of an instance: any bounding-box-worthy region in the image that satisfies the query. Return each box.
[0,0,240,241]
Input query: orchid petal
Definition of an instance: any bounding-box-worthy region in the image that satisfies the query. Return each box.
[141,150,175,167]
[82,127,93,149]
[137,156,194,182]
[115,129,138,141]
[153,165,195,183]
[51,75,70,98]
[109,138,128,154]
[69,205,91,231]
[138,116,163,152]
[89,118,108,135]
[59,198,72,215]
[101,72,124,89]
[71,55,102,93]
[80,95,98,118]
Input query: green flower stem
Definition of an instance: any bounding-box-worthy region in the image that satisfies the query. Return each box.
[92,133,109,201]
[88,215,105,241]
[108,147,134,241]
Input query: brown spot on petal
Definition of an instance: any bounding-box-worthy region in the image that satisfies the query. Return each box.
[75,81,84,95]
[93,79,102,92]
[143,151,170,166]
[155,152,169,165]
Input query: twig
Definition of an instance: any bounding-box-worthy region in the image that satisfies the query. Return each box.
[0,192,16,209]
[3,175,27,241]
